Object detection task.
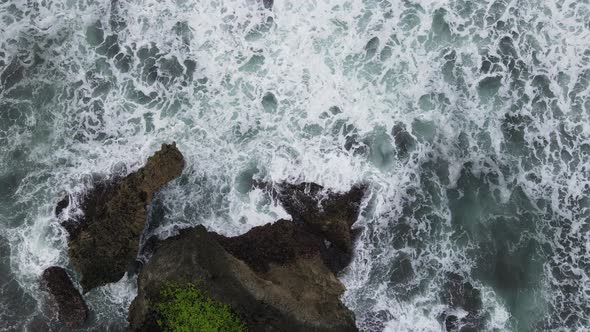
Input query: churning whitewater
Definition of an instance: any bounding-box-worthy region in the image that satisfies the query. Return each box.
[1,0,590,330]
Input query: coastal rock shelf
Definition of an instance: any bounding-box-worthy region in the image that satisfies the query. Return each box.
[40,266,88,328]
[129,183,367,331]
[52,143,367,330]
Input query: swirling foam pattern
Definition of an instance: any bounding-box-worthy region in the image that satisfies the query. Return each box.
[1,0,589,330]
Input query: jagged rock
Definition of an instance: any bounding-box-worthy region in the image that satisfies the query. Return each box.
[247,182,367,273]
[54,195,69,218]
[41,266,88,328]
[214,219,325,273]
[274,182,367,252]
[129,223,358,332]
[64,143,184,292]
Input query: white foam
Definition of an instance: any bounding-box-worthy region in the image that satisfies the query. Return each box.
[2,0,590,330]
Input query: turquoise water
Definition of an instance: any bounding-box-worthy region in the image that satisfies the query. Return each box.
[1,0,590,331]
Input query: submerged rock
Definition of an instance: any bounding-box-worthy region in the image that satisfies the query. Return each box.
[274,182,367,253]
[214,219,325,273]
[64,143,184,292]
[41,266,88,328]
[129,221,358,332]
[439,273,485,332]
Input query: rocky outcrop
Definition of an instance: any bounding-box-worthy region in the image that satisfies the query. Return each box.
[129,183,366,331]
[41,266,88,328]
[54,195,69,218]
[272,182,366,254]
[129,223,358,332]
[63,143,184,292]
[213,219,325,273]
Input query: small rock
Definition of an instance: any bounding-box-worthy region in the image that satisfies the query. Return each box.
[54,195,69,218]
[214,219,324,273]
[41,266,88,328]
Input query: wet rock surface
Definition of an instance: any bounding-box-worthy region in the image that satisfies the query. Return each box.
[273,182,367,252]
[54,195,69,218]
[129,223,358,332]
[41,266,88,328]
[62,143,184,292]
[129,183,366,331]
[214,219,325,273]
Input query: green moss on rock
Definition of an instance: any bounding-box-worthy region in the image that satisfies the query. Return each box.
[155,283,245,332]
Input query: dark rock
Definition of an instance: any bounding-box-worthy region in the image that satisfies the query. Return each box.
[444,315,459,331]
[26,315,50,332]
[41,266,88,328]
[439,273,485,332]
[274,182,367,252]
[129,224,357,332]
[214,219,325,273]
[64,143,184,292]
[318,226,363,273]
[248,181,367,273]
[54,195,69,218]
[218,217,359,275]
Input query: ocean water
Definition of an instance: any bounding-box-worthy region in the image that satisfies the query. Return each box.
[1,0,589,331]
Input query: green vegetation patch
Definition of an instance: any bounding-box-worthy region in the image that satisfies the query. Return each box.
[155,283,246,332]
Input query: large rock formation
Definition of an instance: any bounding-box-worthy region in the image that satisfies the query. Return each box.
[41,266,88,328]
[129,224,357,332]
[62,143,184,292]
[129,183,367,331]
